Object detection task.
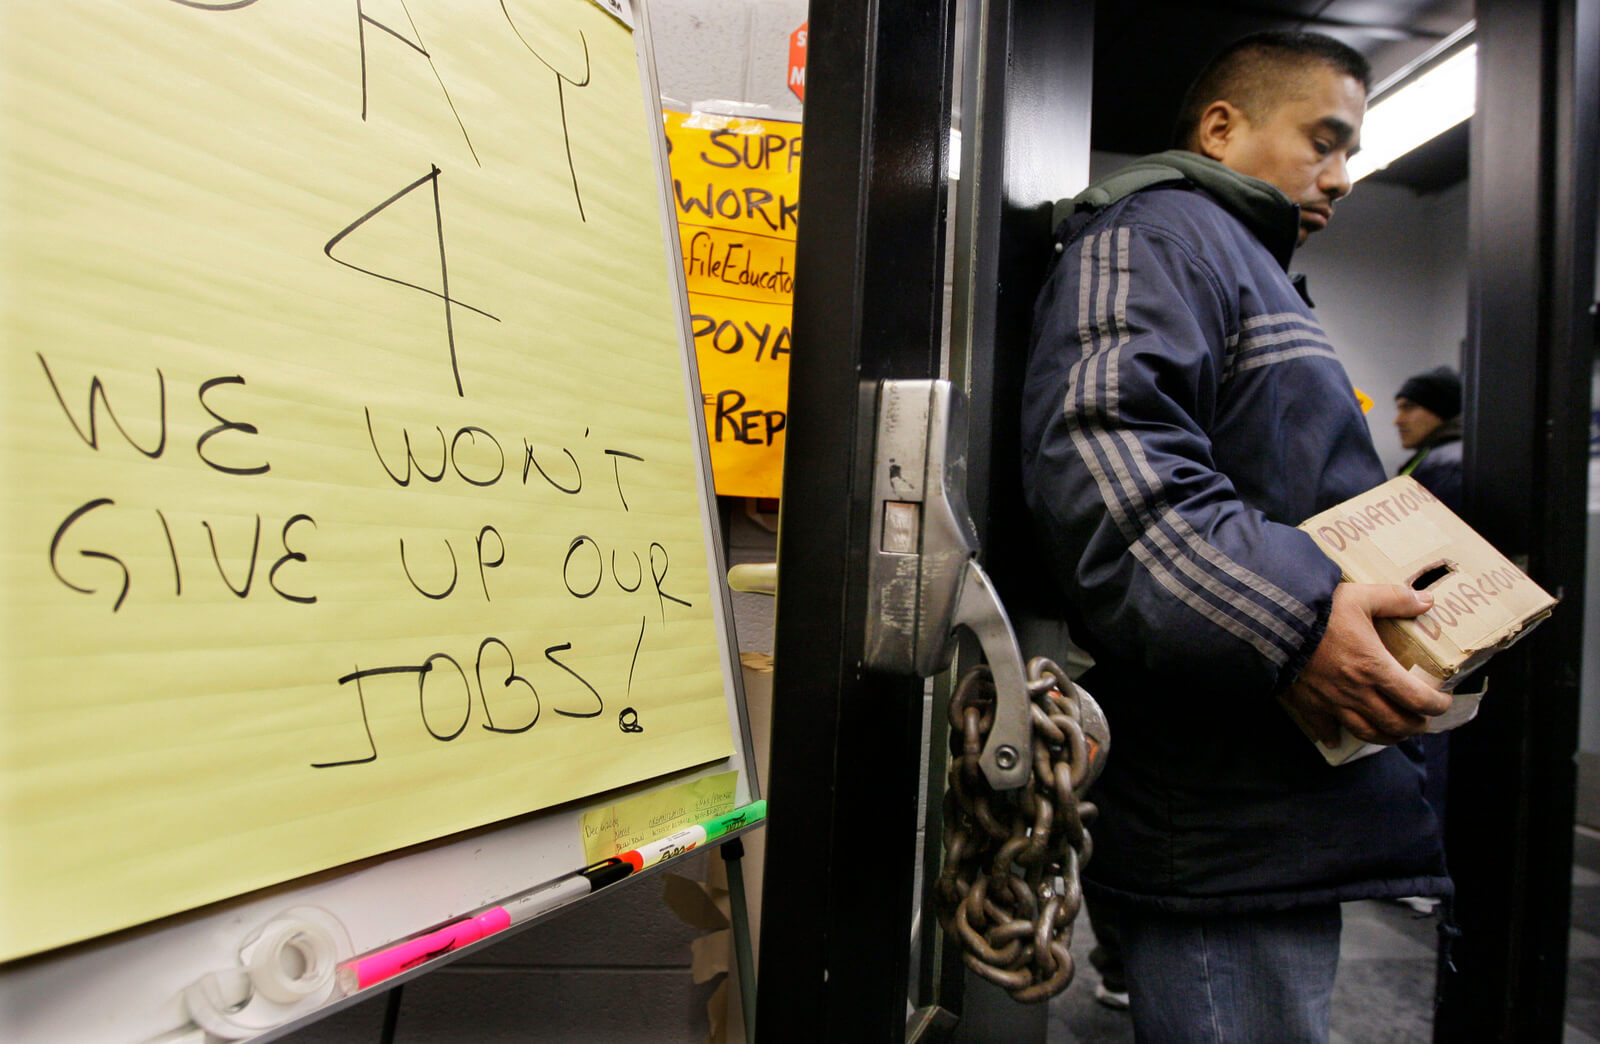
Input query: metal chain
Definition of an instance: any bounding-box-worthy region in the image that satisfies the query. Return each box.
[933,657,1107,1004]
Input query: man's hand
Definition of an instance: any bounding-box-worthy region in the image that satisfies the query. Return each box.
[1283,583,1453,747]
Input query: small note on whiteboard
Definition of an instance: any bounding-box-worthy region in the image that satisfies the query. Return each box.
[582,772,737,864]
[588,0,635,29]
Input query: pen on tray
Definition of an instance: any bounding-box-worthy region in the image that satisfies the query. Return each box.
[617,799,767,873]
[335,801,768,994]
[338,908,510,993]
[337,857,634,994]
[502,857,633,925]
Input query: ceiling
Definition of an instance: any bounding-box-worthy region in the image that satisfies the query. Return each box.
[1090,0,1475,193]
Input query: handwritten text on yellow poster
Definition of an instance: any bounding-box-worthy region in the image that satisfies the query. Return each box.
[580,771,738,864]
[664,112,801,499]
[0,0,733,960]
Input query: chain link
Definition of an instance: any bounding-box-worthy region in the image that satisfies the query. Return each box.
[934,657,1107,1003]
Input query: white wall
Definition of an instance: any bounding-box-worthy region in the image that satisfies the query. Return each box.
[650,0,807,114]
[1296,179,1468,475]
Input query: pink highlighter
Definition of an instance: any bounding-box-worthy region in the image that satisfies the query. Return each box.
[340,907,512,993]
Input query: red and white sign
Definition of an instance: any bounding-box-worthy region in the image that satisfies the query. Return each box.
[788,22,806,102]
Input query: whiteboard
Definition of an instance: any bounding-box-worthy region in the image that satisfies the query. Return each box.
[0,0,756,1039]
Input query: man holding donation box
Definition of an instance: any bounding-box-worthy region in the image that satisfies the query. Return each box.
[1021,31,1452,1042]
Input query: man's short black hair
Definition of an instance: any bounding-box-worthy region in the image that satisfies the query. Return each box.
[1173,31,1371,150]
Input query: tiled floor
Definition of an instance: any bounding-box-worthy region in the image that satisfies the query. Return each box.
[1046,914,1135,1044]
[1329,899,1454,1044]
[1046,843,1600,1043]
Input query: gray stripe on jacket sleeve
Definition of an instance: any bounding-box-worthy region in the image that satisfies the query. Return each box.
[1057,225,1314,666]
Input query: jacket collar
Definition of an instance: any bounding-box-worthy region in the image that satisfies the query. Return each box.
[1417,416,1463,449]
[1058,150,1302,270]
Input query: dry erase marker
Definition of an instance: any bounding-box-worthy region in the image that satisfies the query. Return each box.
[337,859,634,994]
[703,799,766,841]
[618,826,701,872]
[618,801,768,872]
[502,858,634,926]
[339,907,511,992]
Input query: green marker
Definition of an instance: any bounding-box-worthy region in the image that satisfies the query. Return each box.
[618,800,768,872]
[704,799,767,841]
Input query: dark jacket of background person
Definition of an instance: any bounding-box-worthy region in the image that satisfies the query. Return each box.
[1402,417,1463,512]
[1020,152,1450,911]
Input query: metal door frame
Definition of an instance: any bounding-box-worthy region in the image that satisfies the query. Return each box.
[754,0,959,1039]
[1440,0,1599,1037]
[754,0,1600,1037]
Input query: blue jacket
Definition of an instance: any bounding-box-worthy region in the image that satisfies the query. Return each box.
[1402,422,1463,513]
[1021,152,1450,911]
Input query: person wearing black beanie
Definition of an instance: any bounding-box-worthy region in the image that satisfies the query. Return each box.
[1392,364,1464,906]
[1395,364,1462,512]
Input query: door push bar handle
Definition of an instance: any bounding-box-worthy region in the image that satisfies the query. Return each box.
[863,379,1031,791]
[950,559,1030,788]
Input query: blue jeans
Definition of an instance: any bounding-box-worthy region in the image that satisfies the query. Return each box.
[1114,902,1343,1044]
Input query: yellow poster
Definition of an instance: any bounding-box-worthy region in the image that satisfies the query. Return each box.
[0,0,732,960]
[664,111,801,499]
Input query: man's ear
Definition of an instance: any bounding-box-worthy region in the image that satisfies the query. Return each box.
[1194,100,1243,161]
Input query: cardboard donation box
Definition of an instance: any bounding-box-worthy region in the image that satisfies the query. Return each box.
[1292,476,1556,765]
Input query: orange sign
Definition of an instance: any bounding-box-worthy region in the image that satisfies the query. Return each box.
[665,111,801,498]
[788,22,807,102]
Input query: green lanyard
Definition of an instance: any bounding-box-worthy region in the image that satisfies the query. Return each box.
[1400,446,1431,476]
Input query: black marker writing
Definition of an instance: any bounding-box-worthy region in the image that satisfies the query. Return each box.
[709,389,786,446]
[311,668,380,768]
[612,549,642,592]
[650,542,692,623]
[204,514,262,598]
[476,525,505,601]
[525,442,582,493]
[356,0,479,165]
[500,3,591,220]
[366,409,448,487]
[690,314,793,362]
[476,637,538,733]
[699,127,804,176]
[49,498,129,612]
[167,0,261,9]
[325,167,500,397]
[51,506,317,610]
[363,419,511,489]
[563,536,602,598]
[400,537,458,599]
[38,353,167,458]
[158,510,182,595]
[196,376,270,476]
[418,652,471,741]
[313,634,625,766]
[544,641,603,718]
[451,426,504,486]
[626,614,645,698]
[270,514,318,605]
[605,449,642,511]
